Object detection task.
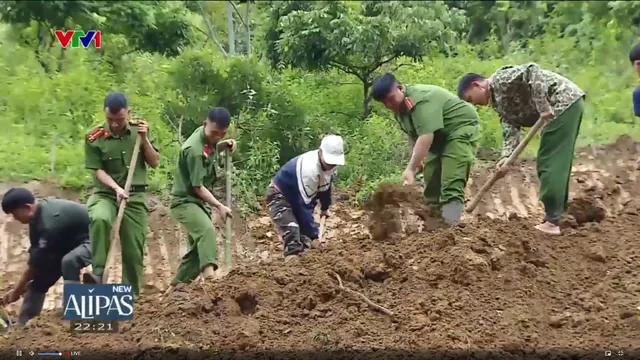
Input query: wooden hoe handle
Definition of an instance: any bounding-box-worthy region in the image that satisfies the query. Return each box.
[101,134,143,283]
[224,148,233,270]
[465,118,545,213]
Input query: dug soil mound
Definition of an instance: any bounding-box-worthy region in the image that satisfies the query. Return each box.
[2,136,640,355]
[4,189,640,353]
[365,183,448,240]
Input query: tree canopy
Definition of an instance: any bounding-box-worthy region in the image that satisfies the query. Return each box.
[268,1,467,118]
[0,0,639,208]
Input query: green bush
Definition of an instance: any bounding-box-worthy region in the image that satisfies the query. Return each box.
[1,22,639,211]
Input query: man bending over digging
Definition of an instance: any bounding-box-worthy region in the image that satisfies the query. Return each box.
[370,72,481,226]
[267,135,345,256]
[0,188,92,326]
[168,107,236,286]
[457,63,585,235]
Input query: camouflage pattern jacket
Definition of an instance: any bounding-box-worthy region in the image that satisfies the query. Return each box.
[488,63,585,158]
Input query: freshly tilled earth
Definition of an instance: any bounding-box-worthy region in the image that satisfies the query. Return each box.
[1,136,640,356]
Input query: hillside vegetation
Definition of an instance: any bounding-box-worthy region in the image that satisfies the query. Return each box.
[1,0,639,211]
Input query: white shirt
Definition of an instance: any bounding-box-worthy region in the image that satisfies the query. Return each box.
[296,150,334,204]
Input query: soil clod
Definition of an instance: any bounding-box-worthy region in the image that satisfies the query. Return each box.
[2,136,640,351]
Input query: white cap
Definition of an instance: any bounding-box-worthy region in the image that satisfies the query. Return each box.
[319,135,345,166]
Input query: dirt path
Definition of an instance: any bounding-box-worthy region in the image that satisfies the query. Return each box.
[1,136,639,353]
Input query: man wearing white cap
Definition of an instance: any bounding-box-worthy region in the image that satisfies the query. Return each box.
[266,135,345,256]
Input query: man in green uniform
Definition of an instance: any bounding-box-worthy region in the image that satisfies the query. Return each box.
[457,63,585,235]
[82,92,161,298]
[370,72,481,225]
[0,188,92,326]
[169,107,236,286]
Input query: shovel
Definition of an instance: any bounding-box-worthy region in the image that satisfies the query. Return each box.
[465,117,545,213]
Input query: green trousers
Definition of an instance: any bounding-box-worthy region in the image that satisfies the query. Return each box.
[87,192,149,298]
[170,202,218,285]
[423,126,480,205]
[537,98,584,225]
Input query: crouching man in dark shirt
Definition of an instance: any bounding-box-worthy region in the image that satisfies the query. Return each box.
[0,188,92,326]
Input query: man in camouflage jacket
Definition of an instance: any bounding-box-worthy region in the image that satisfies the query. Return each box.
[457,63,585,235]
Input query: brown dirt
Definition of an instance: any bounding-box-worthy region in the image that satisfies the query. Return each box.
[365,183,448,241]
[2,136,640,354]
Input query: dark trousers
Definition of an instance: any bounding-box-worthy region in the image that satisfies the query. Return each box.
[19,240,91,326]
[266,185,311,255]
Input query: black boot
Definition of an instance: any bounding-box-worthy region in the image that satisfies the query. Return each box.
[284,241,305,256]
[300,235,313,249]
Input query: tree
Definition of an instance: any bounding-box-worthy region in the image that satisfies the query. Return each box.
[189,1,255,57]
[0,0,98,72]
[98,1,194,57]
[244,1,252,56]
[0,0,194,72]
[269,1,467,118]
[230,0,255,56]
[193,1,228,56]
[445,1,549,52]
[225,1,236,54]
[258,1,316,69]
[445,0,496,44]
[492,1,548,51]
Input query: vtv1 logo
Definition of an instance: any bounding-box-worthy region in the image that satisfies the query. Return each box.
[63,284,133,321]
[55,30,101,49]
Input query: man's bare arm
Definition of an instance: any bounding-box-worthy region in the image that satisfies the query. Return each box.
[95,169,122,191]
[142,137,160,168]
[408,135,416,151]
[500,117,522,159]
[407,133,434,173]
[193,186,223,208]
[407,135,417,166]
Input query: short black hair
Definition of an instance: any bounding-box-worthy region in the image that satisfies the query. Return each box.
[207,107,231,128]
[457,73,486,99]
[104,92,128,113]
[1,188,35,214]
[371,72,399,101]
[630,44,640,64]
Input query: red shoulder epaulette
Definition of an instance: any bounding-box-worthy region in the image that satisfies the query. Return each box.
[87,128,107,143]
[403,96,415,111]
[203,144,212,159]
